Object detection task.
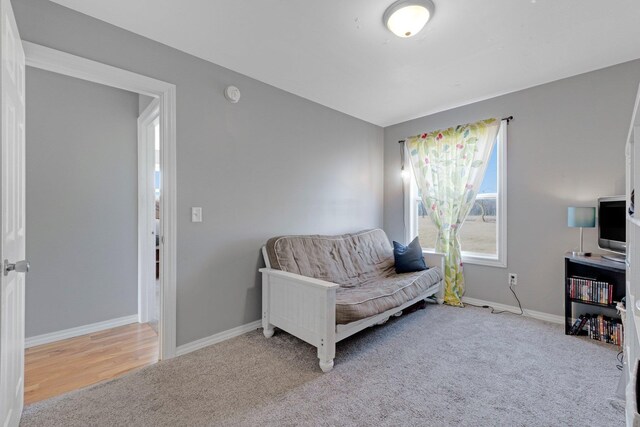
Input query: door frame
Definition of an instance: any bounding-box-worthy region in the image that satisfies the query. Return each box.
[137,99,160,324]
[23,42,178,359]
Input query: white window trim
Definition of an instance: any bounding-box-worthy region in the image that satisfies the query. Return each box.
[403,120,507,268]
[24,41,179,359]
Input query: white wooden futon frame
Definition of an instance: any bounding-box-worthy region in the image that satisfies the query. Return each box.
[259,248,445,372]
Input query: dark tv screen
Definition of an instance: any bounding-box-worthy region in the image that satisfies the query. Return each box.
[599,200,625,242]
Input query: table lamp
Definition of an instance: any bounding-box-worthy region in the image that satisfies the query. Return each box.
[567,207,596,256]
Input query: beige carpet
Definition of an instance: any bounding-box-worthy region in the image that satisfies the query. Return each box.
[21,305,624,426]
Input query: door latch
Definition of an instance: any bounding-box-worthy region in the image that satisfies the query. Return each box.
[4,259,29,276]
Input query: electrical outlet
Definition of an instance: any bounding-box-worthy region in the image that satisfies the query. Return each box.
[508,273,517,287]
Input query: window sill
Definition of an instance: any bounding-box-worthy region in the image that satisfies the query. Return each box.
[462,254,506,268]
[421,249,506,268]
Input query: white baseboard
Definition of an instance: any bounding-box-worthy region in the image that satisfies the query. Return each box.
[25,314,139,348]
[461,296,564,325]
[176,320,262,357]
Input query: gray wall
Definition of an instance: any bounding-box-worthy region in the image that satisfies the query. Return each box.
[25,67,139,337]
[14,0,384,345]
[384,60,640,316]
[138,94,154,116]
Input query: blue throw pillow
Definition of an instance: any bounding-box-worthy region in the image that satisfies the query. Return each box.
[393,237,428,274]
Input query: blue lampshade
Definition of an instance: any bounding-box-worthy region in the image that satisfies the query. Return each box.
[567,207,596,228]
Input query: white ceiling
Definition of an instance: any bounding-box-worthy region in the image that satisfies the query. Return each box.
[51,0,640,127]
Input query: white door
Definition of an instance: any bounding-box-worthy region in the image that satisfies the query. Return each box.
[138,99,159,324]
[0,0,26,425]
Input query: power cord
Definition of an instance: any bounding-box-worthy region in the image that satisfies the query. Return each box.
[465,283,524,316]
[617,351,624,371]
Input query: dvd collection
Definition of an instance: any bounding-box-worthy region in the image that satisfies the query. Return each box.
[569,313,623,346]
[567,276,613,305]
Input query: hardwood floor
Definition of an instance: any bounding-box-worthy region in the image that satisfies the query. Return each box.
[25,322,158,405]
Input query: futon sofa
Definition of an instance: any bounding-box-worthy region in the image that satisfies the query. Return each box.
[259,229,444,372]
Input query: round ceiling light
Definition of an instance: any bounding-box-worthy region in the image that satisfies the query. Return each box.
[383,0,435,38]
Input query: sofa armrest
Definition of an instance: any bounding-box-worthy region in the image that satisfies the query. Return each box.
[259,268,339,290]
[260,267,338,369]
[423,251,445,271]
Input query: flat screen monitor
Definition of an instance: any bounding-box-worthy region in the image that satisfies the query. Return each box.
[598,196,626,255]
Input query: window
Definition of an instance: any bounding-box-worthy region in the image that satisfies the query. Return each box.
[405,120,507,267]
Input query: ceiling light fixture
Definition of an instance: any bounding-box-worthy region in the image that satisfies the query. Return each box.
[383,0,435,38]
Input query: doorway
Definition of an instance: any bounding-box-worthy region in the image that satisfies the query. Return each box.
[25,71,160,404]
[19,43,177,405]
[22,41,177,359]
[22,71,164,404]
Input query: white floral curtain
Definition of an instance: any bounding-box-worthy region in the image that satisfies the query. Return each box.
[406,118,500,306]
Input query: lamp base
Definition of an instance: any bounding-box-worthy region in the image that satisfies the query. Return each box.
[572,251,591,257]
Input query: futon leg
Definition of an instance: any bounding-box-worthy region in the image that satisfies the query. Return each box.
[317,337,335,373]
[436,282,445,304]
[319,359,334,373]
[263,324,275,338]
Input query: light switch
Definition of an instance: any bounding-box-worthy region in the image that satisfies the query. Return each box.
[191,207,202,223]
